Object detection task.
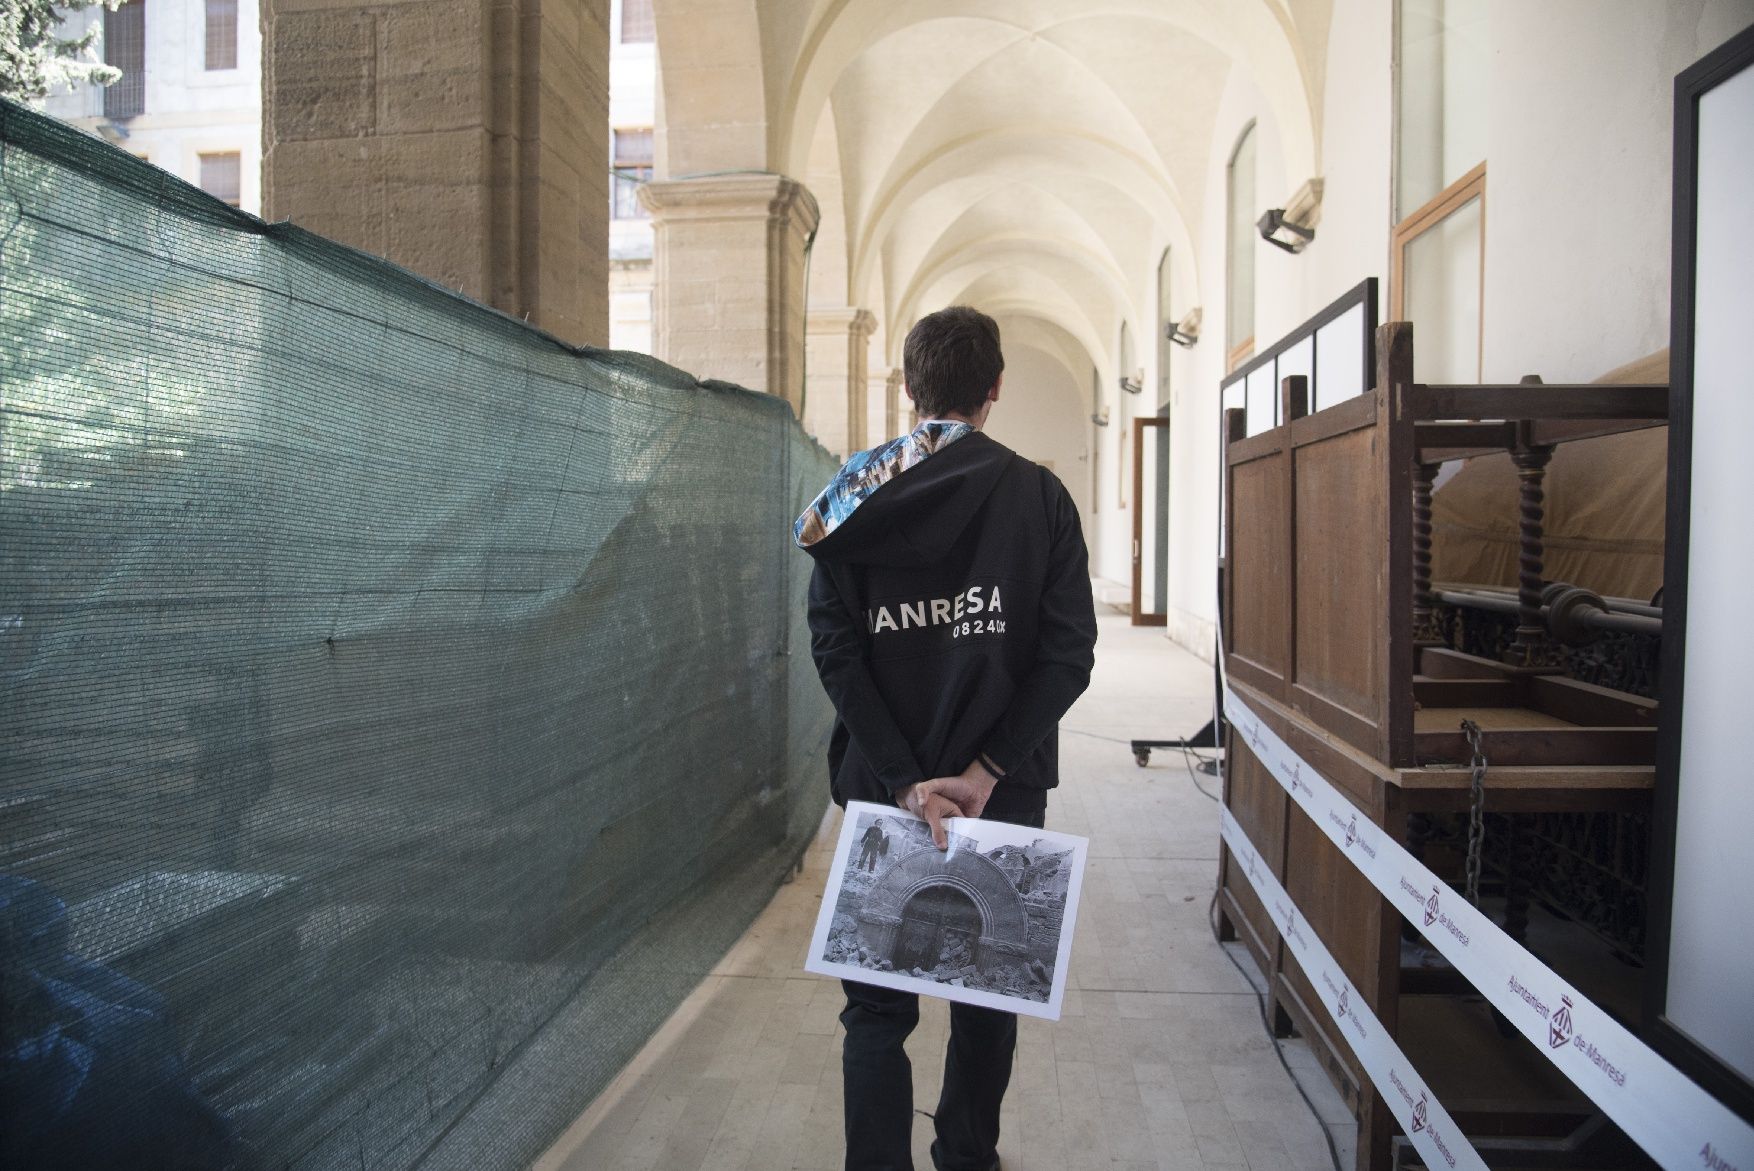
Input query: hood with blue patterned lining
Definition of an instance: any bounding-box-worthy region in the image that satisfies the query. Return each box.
[794,420,1016,568]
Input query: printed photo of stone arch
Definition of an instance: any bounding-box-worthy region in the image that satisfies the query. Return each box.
[804,801,1089,1021]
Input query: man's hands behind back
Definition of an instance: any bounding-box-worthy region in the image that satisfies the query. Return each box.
[894,760,1000,850]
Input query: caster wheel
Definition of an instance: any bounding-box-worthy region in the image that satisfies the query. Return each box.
[1133,750,1151,767]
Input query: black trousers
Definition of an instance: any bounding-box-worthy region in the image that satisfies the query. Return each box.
[840,802,1045,1171]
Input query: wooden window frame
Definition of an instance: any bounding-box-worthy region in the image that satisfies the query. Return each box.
[1226,337,1255,375]
[198,151,242,207]
[104,0,146,119]
[611,128,654,220]
[204,0,238,71]
[1389,161,1486,376]
[619,0,655,44]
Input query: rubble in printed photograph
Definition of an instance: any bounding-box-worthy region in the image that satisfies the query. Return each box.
[818,810,1076,1004]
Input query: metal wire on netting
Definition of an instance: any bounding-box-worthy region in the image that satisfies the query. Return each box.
[0,98,838,1171]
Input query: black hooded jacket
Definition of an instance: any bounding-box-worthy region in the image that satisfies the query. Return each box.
[798,428,1097,816]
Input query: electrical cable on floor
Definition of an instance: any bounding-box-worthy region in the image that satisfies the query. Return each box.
[1178,746,1222,803]
[1064,727,1224,804]
[1062,726,1134,745]
[1207,891,1345,1171]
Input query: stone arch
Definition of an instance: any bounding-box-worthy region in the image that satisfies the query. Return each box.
[892,232,1138,350]
[777,0,1318,194]
[857,841,1032,976]
[851,129,1188,308]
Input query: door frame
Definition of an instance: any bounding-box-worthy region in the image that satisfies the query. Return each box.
[1131,416,1169,626]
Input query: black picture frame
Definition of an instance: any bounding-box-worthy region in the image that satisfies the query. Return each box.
[1218,277,1378,428]
[1643,19,1754,1127]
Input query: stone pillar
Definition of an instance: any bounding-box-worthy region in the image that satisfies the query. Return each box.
[804,307,876,456]
[866,371,893,443]
[262,0,608,347]
[639,174,820,412]
[886,367,907,436]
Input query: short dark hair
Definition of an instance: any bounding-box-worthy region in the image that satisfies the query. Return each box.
[903,306,1004,419]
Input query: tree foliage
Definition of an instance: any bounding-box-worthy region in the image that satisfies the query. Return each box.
[1,1,126,104]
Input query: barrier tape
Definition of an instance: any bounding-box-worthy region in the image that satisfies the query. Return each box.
[1219,807,1489,1171]
[1221,684,1754,1171]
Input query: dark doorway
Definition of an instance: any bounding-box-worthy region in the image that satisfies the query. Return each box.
[892,884,982,973]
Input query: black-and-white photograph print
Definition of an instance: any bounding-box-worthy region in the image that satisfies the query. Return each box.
[805,801,1089,1021]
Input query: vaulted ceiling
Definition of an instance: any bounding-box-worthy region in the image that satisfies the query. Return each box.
[656,0,1329,393]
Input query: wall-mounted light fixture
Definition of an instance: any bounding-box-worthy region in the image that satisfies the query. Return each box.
[1257,178,1324,255]
[1257,208,1315,253]
[1166,306,1202,348]
[1091,406,1111,427]
[1118,369,1144,395]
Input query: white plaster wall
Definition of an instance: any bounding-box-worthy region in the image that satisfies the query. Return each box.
[610,0,657,129]
[983,345,1093,532]
[1093,356,1126,586]
[43,0,262,214]
[1481,0,1754,382]
[1162,66,1291,645]
[1301,0,1393,327]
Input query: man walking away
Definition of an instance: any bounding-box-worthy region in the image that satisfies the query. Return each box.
[794,305,1098,1171]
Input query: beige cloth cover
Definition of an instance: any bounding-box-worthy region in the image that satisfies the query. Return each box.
[1429,351,1669,602]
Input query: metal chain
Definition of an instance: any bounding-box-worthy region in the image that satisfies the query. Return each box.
[1461,719,1488,906]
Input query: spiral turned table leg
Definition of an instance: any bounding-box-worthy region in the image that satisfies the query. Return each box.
[1510,442,1554,664]
[1412,461,1439,641]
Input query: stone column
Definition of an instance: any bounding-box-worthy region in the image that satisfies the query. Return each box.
[639,173,820,412]
[804,307,876,456]
[262,0,608,347]
[886,367,908,436]
[866,371,893,443]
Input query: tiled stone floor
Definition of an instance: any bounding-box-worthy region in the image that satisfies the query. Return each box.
[535,611,1352,1171]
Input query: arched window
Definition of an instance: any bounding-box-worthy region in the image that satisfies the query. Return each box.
[1117,321,1140,395]
[1155,248,1173,407]
[1225,123,1257,369]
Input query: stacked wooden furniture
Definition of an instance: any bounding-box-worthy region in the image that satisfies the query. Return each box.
[1216,321,1667,1171]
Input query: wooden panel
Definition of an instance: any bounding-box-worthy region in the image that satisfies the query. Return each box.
[1413,677,1525,708]
[1274,963,1366,1111]
[1227,655,1283,702]
[1394,771,1653,806]
[1292,426,1382,731]
[1415,421,1517,453]
[1414,727,1657,766]
[1223,736,1287,962]
[1230,455,1289,690]
[1416,647,1505,679]
[1227,429,1284,466]
[1528,674,1658,726]
[1528,417,1665,447]
[1410,382,1668,420]
[1289,682,1382,759]
[1413,705,1574,732]
[1238,677,1391,812]
[1284,799,1388,1012]
[1289,391,1376,449]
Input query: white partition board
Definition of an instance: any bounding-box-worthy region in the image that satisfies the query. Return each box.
[1666,57,1754,1084]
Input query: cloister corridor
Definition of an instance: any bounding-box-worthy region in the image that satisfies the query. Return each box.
[536,609,1350,1171]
